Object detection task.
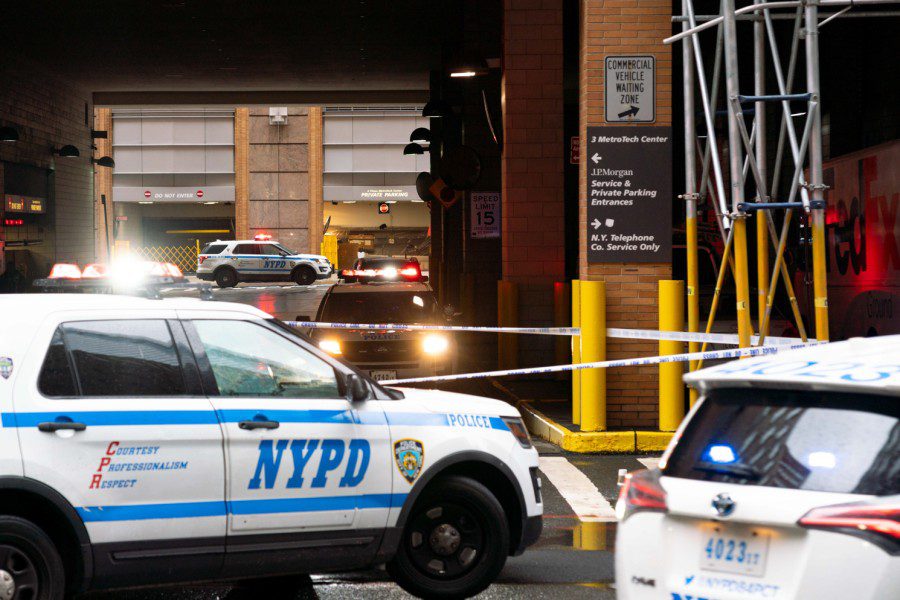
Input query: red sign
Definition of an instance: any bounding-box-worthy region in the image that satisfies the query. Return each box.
[115,216,128,222]
[570,136,580,164]
[144,190,152,198]
[4,195,45,214]
[197,190,204,198]
[378,202,390,214]
[3,218,24,227]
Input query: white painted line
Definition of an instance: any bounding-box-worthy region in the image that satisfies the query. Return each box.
[538,456,617,522]
[637,457,660,470]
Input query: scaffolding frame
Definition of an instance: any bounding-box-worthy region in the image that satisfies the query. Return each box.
[670,0,900,367]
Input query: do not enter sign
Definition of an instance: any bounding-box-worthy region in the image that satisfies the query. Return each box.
[378,202,390,214]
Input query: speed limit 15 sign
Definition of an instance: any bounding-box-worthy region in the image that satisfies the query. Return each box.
[470,192,500,239]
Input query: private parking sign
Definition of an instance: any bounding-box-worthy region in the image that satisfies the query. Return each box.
[605,55,655,123]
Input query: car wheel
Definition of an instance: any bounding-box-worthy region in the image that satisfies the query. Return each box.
[0,516,65,600]
[215,267,238,288]
[292,266,317,286]
[388,476,509,600]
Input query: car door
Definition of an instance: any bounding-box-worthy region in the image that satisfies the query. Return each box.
[233,243,262,274]
[259,242,290,276]
[179,313,393,559]
[12,311,227,587]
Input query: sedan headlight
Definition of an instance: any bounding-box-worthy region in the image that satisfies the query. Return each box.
[318,339,342,355]
[422,334,449,356]
[502,417,533,448]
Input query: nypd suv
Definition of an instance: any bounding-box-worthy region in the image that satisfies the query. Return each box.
[197,236,332,288]
[0,294,541,599]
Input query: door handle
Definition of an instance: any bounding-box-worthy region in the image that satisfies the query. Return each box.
[238,420,280,430]
[38,421,87,432]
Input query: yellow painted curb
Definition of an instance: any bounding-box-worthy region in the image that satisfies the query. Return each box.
[517,400,674,454]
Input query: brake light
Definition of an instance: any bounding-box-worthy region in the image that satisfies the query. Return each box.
[49,263,82,279]
[615,469,667,522]
[198,255,208,265]
[81,263,108,278]
[799,501,900,554]
[400,263,421,280]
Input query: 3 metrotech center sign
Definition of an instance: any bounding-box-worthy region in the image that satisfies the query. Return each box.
[586,126,672,263]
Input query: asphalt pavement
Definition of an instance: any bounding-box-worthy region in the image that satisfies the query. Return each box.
[81,280,657,599]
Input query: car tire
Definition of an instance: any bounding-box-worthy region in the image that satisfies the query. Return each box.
[0,516,66,600]
[388,476,509,600]
[215,267,238,288]
[292,266,317,286]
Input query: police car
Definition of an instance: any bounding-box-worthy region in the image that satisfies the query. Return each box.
[0,294,541,599]
[305,282,454,382]
[196,235,332,288]
[615,336,900,600]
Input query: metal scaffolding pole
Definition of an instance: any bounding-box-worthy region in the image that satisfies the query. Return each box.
[805,1,830,341]
[754,12,768,328]
[722,0,753,348]
[681,0,700,405]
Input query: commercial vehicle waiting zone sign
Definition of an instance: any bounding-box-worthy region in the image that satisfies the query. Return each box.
[586,126,672,263]
[605,55,655,123]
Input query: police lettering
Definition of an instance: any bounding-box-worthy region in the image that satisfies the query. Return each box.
[248,438,370,490]
[447,414,491,429]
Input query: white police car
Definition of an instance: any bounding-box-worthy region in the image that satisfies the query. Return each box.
[615,336,900,600]
[196,235,332,288]
[0,294,541,599]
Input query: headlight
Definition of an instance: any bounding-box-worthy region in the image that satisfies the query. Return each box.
[502,417,533,448]
[318,339,342,355]
[422,334,449,356]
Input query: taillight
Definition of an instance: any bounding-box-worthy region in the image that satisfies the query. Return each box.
[198,255,208,265]
[400,263,421,280]
[799,501,899,554]
[616,469,667,522]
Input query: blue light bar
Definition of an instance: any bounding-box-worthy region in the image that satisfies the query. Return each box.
[706,444,737,464]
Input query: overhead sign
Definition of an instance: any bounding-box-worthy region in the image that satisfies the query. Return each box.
[324,185,418,202]
[114,186,234,203]
[4,195,45,214]
[586,126,672,263]
[605,56,655,123]
[471,192,500,239]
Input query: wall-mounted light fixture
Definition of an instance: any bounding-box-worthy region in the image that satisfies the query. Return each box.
[409,128,432,144]
[92,156,116,168]
[422,100,453,118]
[403,143,426,155]
[52,145,80,158]
[0,126,19,142]
[448,55,489,78]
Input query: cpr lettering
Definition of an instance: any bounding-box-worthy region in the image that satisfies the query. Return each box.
[248,439,370,490]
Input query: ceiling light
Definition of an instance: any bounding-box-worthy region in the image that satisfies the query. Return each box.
[0,126,19,142]
[450,71,478,78]
[91,156,115,168]
[448,55,489,78]
[410,128,432,143]
[53,145,80,158]
[403,143,425,155]
[422,100,453,118]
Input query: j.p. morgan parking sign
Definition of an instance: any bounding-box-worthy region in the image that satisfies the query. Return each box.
[586,126,671,263]
[605,55,655,123]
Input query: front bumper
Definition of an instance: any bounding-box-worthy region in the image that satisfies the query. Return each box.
[515,515,544,555]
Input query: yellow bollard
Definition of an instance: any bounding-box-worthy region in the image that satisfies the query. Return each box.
[659,280,685,432]
[579,280,606,432]
[572,522,607,551]
[571,280,581,425]
[497,281,519,370]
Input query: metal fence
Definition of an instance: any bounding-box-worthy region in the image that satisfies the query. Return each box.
[131,245,199,274]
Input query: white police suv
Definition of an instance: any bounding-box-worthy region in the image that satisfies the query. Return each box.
[615,336,900,600]
[0,294,541,599]
[196,235,332,288]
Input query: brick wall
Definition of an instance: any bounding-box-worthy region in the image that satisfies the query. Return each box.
[246,107,311,249]
[0,60,94,276]
[579,0,674,429]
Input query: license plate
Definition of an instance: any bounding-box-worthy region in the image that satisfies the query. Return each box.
[699,523,770,577]
[370,370,397,382]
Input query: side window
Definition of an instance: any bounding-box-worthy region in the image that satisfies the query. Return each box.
[62,320,187,397]
[233,244,259,255]
[201,243,227,255]
[192,320,340,399]
[38,329,78,397]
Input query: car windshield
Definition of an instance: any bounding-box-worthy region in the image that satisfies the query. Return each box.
[664,388,899,496]
[320,291,436,324]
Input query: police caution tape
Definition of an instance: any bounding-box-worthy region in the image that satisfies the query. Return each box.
[382,342,815,385]
[286,320,811,346]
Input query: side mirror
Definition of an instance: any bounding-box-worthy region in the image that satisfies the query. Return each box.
[346,374,370,403]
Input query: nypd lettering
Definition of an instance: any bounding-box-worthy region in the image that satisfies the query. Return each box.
[448,413,492,429]
[249,438,371,490]
[394,439,424,484]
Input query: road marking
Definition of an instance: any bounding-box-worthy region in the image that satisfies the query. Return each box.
[538,456,616,522]
[637,457,660,470]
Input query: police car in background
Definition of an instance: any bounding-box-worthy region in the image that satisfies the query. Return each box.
[0,293,541,599]
[305,282,454,382]
[615,336,900,600]
[197,235,332,288]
